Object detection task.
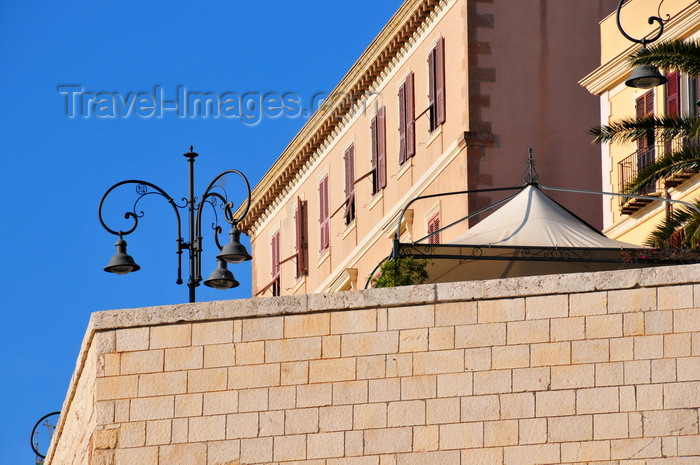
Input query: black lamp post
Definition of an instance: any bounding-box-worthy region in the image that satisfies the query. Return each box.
[616,0,669,88]
[98,146,252,303]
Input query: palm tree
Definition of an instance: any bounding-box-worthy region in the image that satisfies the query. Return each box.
[590,38,700,248]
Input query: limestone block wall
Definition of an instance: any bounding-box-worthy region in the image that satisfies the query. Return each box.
[47,264,700,465]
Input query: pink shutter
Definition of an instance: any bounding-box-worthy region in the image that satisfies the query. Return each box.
[406,71,415,158]
[436,37,446,126]
[398,83,407,165]
[295,197,306,278]
[271,232,280,296]
[428,49,436,131]
[371,115,379,194]
[378,106,387,190]
[344,145,355,225]
[428,213,440,245]
[319,176,329,251]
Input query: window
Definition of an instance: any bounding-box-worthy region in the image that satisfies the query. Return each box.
[344,145,356,225]
[295,197,308,278]
[371,106,387,194]
[271,231,281,296]
[636,90,655,193]
[428,213,440,244]
[319,175,330,252]
[428,37,446,132]
[666,71,680,117]
[398,72,416,164]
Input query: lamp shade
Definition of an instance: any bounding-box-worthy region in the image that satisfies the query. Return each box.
[104,238,140,275]
[203,260,239,289]
[625,65,667,89]
[216,226,252,264]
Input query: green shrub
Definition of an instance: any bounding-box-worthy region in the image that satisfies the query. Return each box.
[371,256,429,288]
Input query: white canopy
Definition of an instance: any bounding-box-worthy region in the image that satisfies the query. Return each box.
[448,185,640,249]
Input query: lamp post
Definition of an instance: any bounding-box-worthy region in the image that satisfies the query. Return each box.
[98,146,252,303]
[616,0,668,88]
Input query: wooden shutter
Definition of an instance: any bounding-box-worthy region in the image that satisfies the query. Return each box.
[436,37,446,126]
[428,213,440,244]
[377,107,387,190]
[344,145,355,225]
[428,48,436,131]
[398,83,407,165]
[635,90,655,151]
[319,176,329,252]
[271,232,280,296]
[406,71,415,158]
[371,116,378,194]
[666,71,680,117]
[295,197,307,278]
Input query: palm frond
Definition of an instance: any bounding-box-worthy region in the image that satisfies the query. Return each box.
[624,145,700,195]
[630,39,700,76]
[644,199,700,249]
[589,115,698,144]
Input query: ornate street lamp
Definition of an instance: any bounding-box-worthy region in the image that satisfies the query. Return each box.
[616,0,669,88]
[98,146,252,303]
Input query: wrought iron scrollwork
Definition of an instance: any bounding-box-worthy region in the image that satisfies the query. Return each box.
[616,0,669,47]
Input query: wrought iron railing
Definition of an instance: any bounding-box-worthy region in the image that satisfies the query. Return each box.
[617,144,657,204]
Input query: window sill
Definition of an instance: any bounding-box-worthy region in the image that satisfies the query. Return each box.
[292,275,306,293]
[342,219,356,239]
[397,157,413,180]
[368,189,384,210]
[318,248,330,267]
[426,124,443,148]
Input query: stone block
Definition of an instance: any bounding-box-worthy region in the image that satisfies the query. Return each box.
[570,291,607,316]
[610,437,661,460]
[285,313,330,338]
[203,391,238,415]
[484,419,518,447]
[624,360,651,384]
[436,372,473,397]
[531,341,570,366]
[266,337,322,363]
[561,440,611,463]
[512,367,550,392]
[116,327,150,352]
[428,327,454,351]
[309,358,356,383]
[307,431,345,459]
[577,387,620,414]
[234,341,264,365]
[130,396,174,421]
[229,364,280,389]
[386,353,412,377]
[121,350,164,374]
[474,369,512,394]
[364,427,412,454]
[203,343,235,368]
[387,400,425,426]
[320,405,353,432]
[596,362,624,387]
[624,312,645,336]
[192,320,233,345]
[353,403,387,429]
[323,335,341,358]
[331,309,377,334]
[492,345,529,369]
[342,332,399,357]
[115,447,159,465]
[519,418,547,444]
[434,301,477,327]
[455,322,505,348]
[240,437,273,464]
[478,297,525,323]
[96,376,138,401]
[273,434,307,462]
[357,355,386,380]
[281,361,308,385]
[413,349,464,375]
[464,348,492,371]
[548,415,593,442]
[399,328,428,353]
[206,439,240,465]
[150,324,191,349]
[297,383,332,408]
[502,444,560,465]
[368,378,400,403]
[401,375,436,399]
[226,412,259,439]
[387,305,434,330]
[664,333,691,358]
[164,346,202,371]
[552,364,595,390]
[426,397,460,424]
[526,294,568,320]
[344,430,364,457]
[657,285,693,310]
[461,395,499,421]
[238,387,268,412]
[413,425,439,451]
[175,393,203,417]
[333,380,368,405]
[677,356,700,381]
[439,422,483,449]
[651,358,677,383]
[536,390,575,417]
[636,383,663,410]
[241,316,283,342]
[608,288,657,314]
[119,421,145,448]
[674,308,700,332]
[506,320,549,345]
[594,412,629,440]
[551,316,585,341]
[188,415,225,442]
[587,314,623,339]
[269,385,296,410]
[664,381,700,408]
[500,392,535,419]
[259,410,284,436]
[188,367,227,392]
[610,337,634,361]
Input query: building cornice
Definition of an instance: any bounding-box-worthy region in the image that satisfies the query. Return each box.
[238,0,444,233]
[580,3,700,96]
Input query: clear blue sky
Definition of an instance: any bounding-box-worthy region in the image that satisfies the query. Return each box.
[0,1,402,462]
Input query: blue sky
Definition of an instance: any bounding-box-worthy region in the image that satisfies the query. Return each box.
[0,1,402,462]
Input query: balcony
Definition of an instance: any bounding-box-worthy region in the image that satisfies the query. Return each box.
[617,138,699,215]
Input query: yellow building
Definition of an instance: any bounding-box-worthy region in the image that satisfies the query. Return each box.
[241,0,618,297]
[582,0,700,245]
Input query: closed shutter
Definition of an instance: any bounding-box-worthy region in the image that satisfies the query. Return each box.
[371,116,378,194]
[635,90,655,192]
[406,71,415,158]
[319,176,329,252]
[377,106,387,190]
[666,71,680,117]
[344,145,355,225]
[436,37,446,126]
[295,197,307,278]
[428,48,436,131]
[271,232,280,296]
[428,213,440,244]
[398,83,406,165]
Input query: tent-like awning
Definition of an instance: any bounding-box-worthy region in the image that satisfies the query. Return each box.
[385,184,699,285]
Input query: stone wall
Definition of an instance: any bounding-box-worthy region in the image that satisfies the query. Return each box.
[47,264,700,465]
